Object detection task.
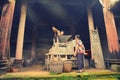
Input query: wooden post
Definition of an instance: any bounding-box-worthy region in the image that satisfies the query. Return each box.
[15,0,27,60]
[31,26,37,60]
[0,0,15,59]
[87,3,105,68]
[102,0,119,53]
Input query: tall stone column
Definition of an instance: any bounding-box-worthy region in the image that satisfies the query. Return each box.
[14,0,27,68]
[87,2,105,68]
[101,0,119,53]
[0,0,16,59]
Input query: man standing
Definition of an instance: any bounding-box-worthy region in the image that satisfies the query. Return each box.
[74,35,85,72]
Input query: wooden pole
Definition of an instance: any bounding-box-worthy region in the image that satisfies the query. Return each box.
[102,0,119,53]
[15,0,27,60]
[31,26,36,60]
[7,0,16,59]
[0,0,15,59]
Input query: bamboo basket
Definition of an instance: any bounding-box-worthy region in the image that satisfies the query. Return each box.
[50,61,63,73]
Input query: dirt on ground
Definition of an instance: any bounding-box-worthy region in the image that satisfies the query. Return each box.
[0,65,119,78]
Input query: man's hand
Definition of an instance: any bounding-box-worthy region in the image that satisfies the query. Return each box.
[84,52,88,55]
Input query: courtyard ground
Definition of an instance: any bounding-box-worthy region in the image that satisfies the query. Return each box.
[0,65,120,79]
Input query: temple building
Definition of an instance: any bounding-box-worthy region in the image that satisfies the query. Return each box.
[0,0,120,71]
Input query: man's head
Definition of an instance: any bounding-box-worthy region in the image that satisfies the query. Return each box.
[75,35,80,40]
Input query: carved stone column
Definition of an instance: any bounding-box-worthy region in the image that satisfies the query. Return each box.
[87,2,105,68]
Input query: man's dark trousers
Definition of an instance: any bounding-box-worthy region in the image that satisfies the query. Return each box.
[76,53,84,70]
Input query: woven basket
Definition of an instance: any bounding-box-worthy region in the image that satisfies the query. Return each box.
[50,61,63,73]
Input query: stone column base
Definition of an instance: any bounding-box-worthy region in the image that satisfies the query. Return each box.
[12,59,23,72]
[0,59,8,75]
[111,64,120,72]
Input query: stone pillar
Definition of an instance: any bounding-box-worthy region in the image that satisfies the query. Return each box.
[102,0,119,53]
[87,3,105,68]
[14,0,27,68]
[0,0,16,59]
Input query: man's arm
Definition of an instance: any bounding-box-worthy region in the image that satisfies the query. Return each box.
[74,44,79,56]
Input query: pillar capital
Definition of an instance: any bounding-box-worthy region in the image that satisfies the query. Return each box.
[99,0,119,10]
